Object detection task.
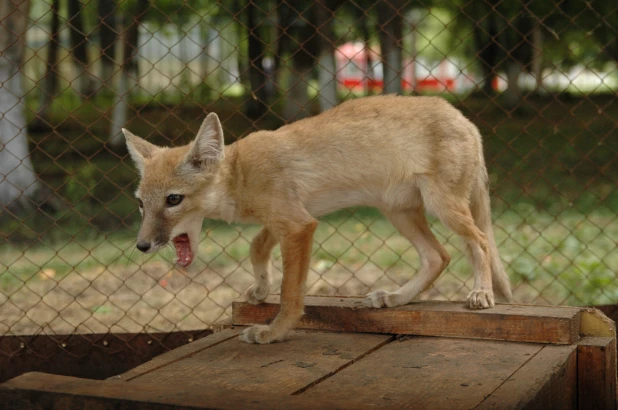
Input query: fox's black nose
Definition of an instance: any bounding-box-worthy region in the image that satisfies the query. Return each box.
[136,241,151,252]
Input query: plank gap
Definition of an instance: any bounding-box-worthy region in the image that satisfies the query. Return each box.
[128,330,393,395]
[472,345,545,409]
[290,334,396,396]
[299,336,544,408]
[475,344,577,409]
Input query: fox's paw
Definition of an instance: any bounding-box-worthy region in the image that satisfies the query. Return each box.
[239,325,276,344]
[467,289,495,309]
[244,284,270,305]
[365,290,401,308]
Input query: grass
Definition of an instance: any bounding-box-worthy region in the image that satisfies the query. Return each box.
[2,205,615,335]
[2,206,616,306]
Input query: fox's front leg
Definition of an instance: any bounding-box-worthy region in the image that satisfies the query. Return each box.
[244,227,278,304]
[240,217,317,344]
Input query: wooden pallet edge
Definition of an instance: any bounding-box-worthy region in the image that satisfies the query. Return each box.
[476,344,578,410]
[0,372,364,410]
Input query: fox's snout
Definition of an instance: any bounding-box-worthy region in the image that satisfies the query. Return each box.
[135,215,168,254]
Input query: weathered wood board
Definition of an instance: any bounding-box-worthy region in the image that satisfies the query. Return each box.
[114,328,240,381]
[476,344,577,410]
[0,372,362,410]
[577,336,617,410]
[1,298,616,409]
[300,336,548,409]
[0,336,578,410]
[233,296,582,344]
[126,329,393,394]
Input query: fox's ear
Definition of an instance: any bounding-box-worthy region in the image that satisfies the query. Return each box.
[180,113,224,172]
[123,129,160,176]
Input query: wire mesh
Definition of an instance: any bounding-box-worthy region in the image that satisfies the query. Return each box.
[0,0,616,359]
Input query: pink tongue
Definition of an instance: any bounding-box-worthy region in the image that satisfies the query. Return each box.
[173,234,193,268]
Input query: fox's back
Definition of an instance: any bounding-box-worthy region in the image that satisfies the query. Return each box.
[236,96,484,215]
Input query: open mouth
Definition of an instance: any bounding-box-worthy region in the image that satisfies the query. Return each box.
[172,233,193,268]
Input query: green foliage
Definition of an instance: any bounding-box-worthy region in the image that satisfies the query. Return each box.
[142,0,222,28]
[64,163,98,205]
[438,0,616,73]
[3,206,616,305]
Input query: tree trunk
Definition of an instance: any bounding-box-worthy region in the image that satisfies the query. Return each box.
[282,10,318,122]
[245,0,268,120]
[0,0,40,211]
[220,25,238,87]
[283,61,313,122]
[97,0,118,91]
[108,15,127,147]
[532,21,543,93]
[377,1,403,94]
[357,9,374,95]
[504,61,522,109]
[199,22,217,98]
[408,9,419,92]
[275,1,293,91]
[124,0,148,81]
[315,0,337,111]
[38,0,60,119]
[109,69,128,146]
[68,0,94,97]
[109,0,148,147]
[498,9,531,109]
[472,9,499,95]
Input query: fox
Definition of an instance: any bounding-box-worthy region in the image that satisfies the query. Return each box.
[123,95,513,344]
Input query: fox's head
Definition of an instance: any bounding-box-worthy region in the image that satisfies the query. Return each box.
[123,113,225,268]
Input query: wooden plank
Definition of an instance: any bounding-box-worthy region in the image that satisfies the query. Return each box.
[131,330,393,394]
[233,296,581,344]
[476,344,577,410]
[300,336,543,409]
[578,337,617,410]
[0,372,365,410]
[113,328,240,381]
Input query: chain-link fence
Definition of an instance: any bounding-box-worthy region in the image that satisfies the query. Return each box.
[1,0,616,364]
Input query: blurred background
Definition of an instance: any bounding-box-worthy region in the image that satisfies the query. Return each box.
[0,0,616,350]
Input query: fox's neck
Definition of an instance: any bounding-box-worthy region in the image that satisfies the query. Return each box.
[200,144,241,223]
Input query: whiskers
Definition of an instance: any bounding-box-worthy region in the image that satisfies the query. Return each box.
[103,237,139,271]
[163,242,177,264]
[112,237,187,280]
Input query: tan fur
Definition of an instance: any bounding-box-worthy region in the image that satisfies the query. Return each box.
[124,95,513,344]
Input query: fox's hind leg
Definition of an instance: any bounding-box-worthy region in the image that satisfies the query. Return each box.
[366,207,450,308]
[422,187,495,309]
[244,227,278,304]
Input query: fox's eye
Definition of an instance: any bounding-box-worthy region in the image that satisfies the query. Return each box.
[138,199,143,208]
[166,194,184,207]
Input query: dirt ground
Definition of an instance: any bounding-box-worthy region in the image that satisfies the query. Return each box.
[1,257,548,336]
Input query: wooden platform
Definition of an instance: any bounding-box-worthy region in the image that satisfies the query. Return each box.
[1,297,616,409]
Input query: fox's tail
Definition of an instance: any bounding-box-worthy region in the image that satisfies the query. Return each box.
[470,166,513,302]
